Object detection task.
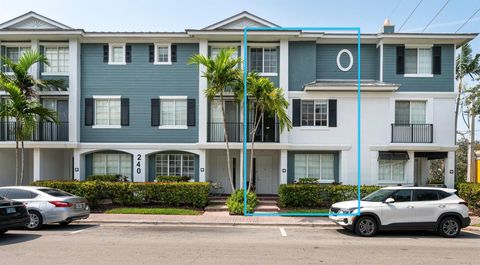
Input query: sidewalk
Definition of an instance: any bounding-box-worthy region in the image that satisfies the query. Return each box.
[77,211,334,227]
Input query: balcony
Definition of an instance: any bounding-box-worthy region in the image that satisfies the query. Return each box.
[0,122,69,142]
[391,124,433,143]
[208,122,279,143]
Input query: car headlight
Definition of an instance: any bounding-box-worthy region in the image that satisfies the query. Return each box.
[338,207,360,214]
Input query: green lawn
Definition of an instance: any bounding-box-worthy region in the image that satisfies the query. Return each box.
[282,208,330,214]
[105,208,201,215]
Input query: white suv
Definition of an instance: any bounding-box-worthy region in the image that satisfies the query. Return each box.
[329,187,471,237]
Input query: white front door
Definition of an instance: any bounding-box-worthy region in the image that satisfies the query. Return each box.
[255,156,277,194]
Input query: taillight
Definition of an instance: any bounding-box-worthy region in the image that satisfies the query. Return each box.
[458,201,468,206]
[49,201,73,207]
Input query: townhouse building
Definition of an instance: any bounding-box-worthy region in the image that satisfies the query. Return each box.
[0,11,476,193]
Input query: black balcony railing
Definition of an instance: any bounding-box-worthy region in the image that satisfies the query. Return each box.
[391,123,433,143]
[0,121,69,141]
[207,122,279,143]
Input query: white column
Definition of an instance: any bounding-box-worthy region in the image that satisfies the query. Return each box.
[69,38,80,143]
[279,39,289,144]
[198,40,208,144]
[30,40,39,79]
[132,151,148,182]
[73,149,82,180]
[280,149,288,184]
[379,41,383,82]
[445,151,455,188]
[405,151,415,185]
[33,148,41,181]
[239,148,244,189]
[198,149,206,182]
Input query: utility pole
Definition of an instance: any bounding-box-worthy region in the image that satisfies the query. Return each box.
[467,111,476,183]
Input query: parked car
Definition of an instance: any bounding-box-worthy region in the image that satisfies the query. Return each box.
[0,186,90,230]
[329,187,471,237]
[0,195,30,235]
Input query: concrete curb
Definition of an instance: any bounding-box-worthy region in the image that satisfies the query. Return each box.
[76,219,337,228]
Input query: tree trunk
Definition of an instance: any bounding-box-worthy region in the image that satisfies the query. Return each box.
[220,93,235,193]
[15,130,19,186]
[20,140,25,186]
[454,80,463,143]
[467,111,476,183]
[248,108,262,193]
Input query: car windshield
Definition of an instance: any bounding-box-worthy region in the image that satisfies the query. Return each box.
[37,188,73,197]
[362,189,395,202]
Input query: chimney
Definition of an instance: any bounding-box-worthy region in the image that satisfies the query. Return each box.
[381,18,395,33]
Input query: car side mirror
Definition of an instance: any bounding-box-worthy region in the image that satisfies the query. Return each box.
[384,198,395,204]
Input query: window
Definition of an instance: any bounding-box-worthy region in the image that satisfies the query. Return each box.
[390,189,412,202]
[413,189,439,201]
[93,153,132,178]
[405,47,432,76]
[155,44,171,64]
[301,100,328,126]
[249,47,277,75]
[378,160,406,182]
[37,188,73,197]
[109,44,125,64]
[44,46,69,73]
[395,101,426,124]
[211,47,238,60]
[94,97,121,127]
[4,46,30,72]
[155,153,195,178]
[294,154,334,181]
[4,189,38,199]
[160,97,187,128]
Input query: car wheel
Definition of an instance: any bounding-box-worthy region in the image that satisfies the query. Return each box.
[26,211,43,230]
[59,221,72,226]
[355,216,378,237]
[438,217,461,238]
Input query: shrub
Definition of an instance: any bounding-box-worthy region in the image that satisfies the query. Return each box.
[156,176,191,182]
[278,184,380,208]
[32,180,210,209]
[457,183,480,210]
[226,189,258,215]
[86,175,124,182]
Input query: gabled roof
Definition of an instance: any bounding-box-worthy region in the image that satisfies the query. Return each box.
[0,11,73,30]
[202,11,280,30]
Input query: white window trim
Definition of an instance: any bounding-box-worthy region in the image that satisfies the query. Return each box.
[108,43,126,65]
[378,160,407,184]
[158,96,188,130]
[250,47,278,76]
[3,44,31,74]
[93,153,131,177]
[403,45,433,78]
[154,43,172,65]
[300,99,329,128]
[156,153,195,177]
[394,99,428,124]
[41,44,69,76]
[295,154,335,182]
[92,95,122,129]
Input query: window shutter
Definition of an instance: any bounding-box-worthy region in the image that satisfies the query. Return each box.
[292,99,301,127]
[432,46,441,75]
[103,44,109,63]
[396,46,405,75]
[125,45,132,63]
[121,98,129,126]
[39,45,45,73]
[328,99,337,127]
[171,44,177,62]
[85,98,94,126]
[187,98,196,126]
[151,98,160,126]
[149,44,154,63]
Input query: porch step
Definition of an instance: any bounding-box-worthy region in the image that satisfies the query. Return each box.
[254,205,280,212]
[208,199,227,205]
[205,204,228,212]
[256,199,278,205]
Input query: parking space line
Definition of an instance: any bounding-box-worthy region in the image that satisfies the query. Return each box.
[70,226,98,234]
[279,227,287,237]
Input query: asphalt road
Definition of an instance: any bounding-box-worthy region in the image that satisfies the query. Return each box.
[1,224,480,265]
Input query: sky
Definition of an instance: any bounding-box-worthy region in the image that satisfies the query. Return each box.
[1,0,480,137]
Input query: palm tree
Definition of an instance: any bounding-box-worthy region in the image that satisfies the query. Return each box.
[238,73,292,192]
[189,48,242,192]
[455,44,480,182]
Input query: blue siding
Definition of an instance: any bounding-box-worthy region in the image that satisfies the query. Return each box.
[383,44,454,92]
[288,41,317,91]
[80,43,199,143]
[287,151,340,184]
[316,44,378,80]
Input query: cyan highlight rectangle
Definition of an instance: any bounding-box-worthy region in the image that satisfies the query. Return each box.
[242,27,362,217]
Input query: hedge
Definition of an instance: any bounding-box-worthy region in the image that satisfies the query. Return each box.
[155,176,191,182]
[278,184,380,208]
[31,180,210,209]
[86,175,123,182]
[226,189,258,215]
[457,183,480,210]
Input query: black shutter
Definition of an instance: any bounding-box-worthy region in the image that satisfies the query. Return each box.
[151,98,160,126]
[121,98,129,126]
[85,98,94,126]
[125,45,132,63]
[187,99,196,126]
[171,44,177,62]
[292,99,301,127]
[103,44,109,63]
[432,46,442,75]
[396,46,405,75]
[149,44,154,63]
[328,99,337,127]
[39,45,45,73]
